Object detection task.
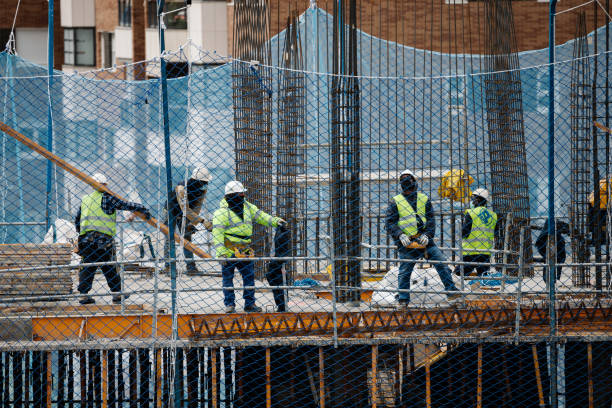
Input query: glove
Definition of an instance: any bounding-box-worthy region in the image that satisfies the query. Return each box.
[399,234,411,248]
[277,218,288,228]
[142,209,151,220]
[201,219,213,232]
[418,234,429,246]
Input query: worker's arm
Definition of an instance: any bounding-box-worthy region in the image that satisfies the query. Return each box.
[176,185,206,225]
[423,199,436,239]
[461,212,472,239]
[104,193,149,216]
[75,207,81,233]
[251,204,282,227]
[385,201,403,241]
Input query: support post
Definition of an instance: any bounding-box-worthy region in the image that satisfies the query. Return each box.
[319,347,325,408]
[46,0,55,233]
[156,2,179,407]
[266,348,271,408]
[476,344,483,408]
[548,2,559,407]
[532,345,545,408]
[371,345,377,408]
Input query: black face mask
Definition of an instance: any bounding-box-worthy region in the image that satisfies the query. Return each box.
[226,193,245,208]
[400,176,417,193]
[186,179,207,207]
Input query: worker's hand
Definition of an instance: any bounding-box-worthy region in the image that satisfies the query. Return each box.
[399,234,411,248]
[418,234,429,247]
[277,218,288,229]
[201,219,213,231]
[141,209,152,220]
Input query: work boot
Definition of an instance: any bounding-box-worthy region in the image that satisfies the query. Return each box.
[398,300,410,310]
[112,294,130,304]
[244,304,262,313]
[276,305,286,313]
[224,305,236,313]
[186,264,201,276]
[79,295,95,305]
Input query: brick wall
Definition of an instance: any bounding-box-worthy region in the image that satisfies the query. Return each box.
[269,0,609,54]
[0,0,48,28]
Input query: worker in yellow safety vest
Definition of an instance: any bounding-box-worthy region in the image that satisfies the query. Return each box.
[461,188,497,277]
[75,173,150,305]
[212,180,286,313]
[385,169,459,307]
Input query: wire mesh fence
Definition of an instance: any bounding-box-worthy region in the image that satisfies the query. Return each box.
[0,7,611,407]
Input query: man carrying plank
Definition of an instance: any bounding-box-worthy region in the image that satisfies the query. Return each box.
[75,173,151,305]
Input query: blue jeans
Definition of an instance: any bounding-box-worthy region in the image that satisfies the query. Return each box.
[398,244,458,302]
[222,259,255,307]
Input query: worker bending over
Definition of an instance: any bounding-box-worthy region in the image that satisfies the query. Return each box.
[461,188,498,276]
[212,181,286,313]
[163,167,212,275]
[385,169,459,307]
[75,173,150,305]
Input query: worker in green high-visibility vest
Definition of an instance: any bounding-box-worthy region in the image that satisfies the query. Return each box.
[75,173,150,305]
[461,188,498,277]
[385,169,459,308]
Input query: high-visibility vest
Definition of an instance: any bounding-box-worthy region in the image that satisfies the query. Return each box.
[463,206,497,255]
[393,193,428,237]
[80,190,117,237]
[212,199,279,257]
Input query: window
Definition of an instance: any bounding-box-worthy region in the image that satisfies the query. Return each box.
[101,32,114,68]
[148,1,187,29]
[64,28,95,66]
[118,0,132,27]
[147,0,158,28]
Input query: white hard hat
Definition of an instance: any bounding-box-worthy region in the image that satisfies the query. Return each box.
[472,188,490,202]
[191,167,211,182]
[400,169,416,179]
[92,173,108,185]
[225,180,247,195]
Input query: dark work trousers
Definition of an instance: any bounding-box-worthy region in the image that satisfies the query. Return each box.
[77,231,121,295]
[461,254,491,277]
[163,210,196,272]
[266,260,286,311]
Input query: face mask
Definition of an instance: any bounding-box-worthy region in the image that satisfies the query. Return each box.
[400,177,416,192]
[226,193,245,208]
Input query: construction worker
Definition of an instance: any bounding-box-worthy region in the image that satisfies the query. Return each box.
[75,173,150,305]
[212,180,286,313]
[461,188,498,277]
[163,167,213,275]
[385,169,459,307]
[535,218,569,283]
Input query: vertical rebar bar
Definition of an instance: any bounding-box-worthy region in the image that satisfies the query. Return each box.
[331,0,361,303]
[570,12,592,287]
[232,0,274,280]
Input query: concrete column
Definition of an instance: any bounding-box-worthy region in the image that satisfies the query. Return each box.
[132,0,146,79]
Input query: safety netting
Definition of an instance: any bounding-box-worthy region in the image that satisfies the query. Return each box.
[0,5,609,408]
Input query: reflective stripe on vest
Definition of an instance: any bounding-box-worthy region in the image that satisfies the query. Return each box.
[80,190,117,237]
[463,206,497,255]
[393,193,428,237]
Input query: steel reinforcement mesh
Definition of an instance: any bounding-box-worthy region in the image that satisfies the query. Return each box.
[0,11,611,408]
